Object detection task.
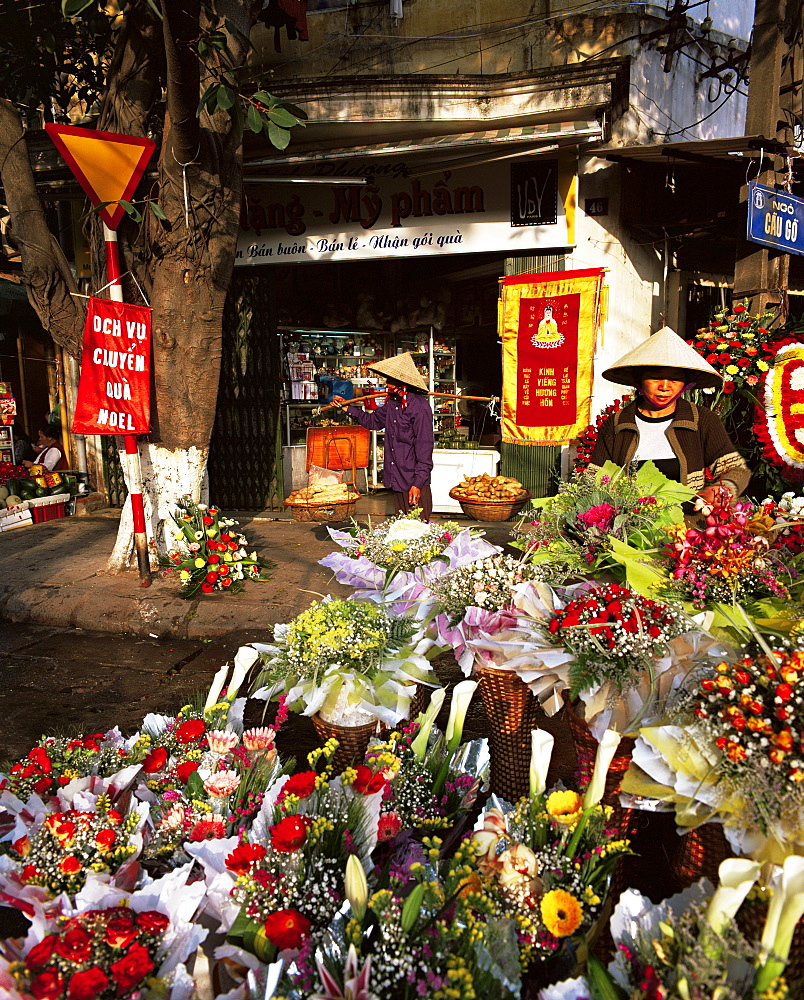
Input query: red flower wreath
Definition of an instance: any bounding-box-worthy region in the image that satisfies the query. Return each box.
[753,335,804,483]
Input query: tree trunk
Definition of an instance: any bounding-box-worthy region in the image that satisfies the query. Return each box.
[108,442,209,571]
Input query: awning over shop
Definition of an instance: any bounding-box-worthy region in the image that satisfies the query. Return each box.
[596,134,789,163]
[245,120,604,170]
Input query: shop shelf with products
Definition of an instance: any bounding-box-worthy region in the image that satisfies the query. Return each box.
[392,329,457,439]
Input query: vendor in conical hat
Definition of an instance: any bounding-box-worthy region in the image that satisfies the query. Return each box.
[588,326,750,504]
[333,352,435,520]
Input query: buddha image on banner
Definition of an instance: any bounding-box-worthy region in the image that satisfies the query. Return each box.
[501,268,605,445]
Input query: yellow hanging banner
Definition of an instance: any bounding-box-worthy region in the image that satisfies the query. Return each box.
[500,268,605,445]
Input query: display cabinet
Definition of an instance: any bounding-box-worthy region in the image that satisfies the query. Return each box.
[0,425,14,464]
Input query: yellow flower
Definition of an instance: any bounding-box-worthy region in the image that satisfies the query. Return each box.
[725,365,740,375]
[194,558,205,569]
[546,789,584,826]
[179,570,191,580]
[758,360,770,371]
[540,888,583,937]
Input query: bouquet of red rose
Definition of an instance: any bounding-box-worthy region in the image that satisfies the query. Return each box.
[6,906,170,1000]
[160,497,270,597]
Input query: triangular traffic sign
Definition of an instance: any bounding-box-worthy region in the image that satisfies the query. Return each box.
[45,124,156,230]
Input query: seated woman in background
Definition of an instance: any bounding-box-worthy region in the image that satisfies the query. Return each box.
[23,422,68,472]
[588,325,750,506]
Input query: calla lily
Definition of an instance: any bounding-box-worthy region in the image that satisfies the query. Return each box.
[583,728,621,809]
[409,687,446,759]
[704,857,761,935]
[529,729,554,798]
[756,854,804,992]
[204,663,229,712]
[345,854,368,922]
[228,645,259,701]
[445,680,477,752]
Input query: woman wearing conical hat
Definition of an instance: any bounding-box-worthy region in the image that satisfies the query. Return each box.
[588,326,750,505]
[333,352,435,520]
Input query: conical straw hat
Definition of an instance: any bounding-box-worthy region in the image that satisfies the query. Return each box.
[602,326,723,390]
[367,352,429,392]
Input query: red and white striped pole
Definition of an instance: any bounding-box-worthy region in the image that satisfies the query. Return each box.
[104,223,151,586]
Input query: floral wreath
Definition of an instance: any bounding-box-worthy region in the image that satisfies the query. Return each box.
[753,335,804,483]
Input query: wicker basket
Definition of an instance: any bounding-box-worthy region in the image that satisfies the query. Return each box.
[284,487,360,522]
[311,714,378,772]
[565,701,636,808]
[671,822,730,888]
[448,488,530,522]
[477,665,543,802]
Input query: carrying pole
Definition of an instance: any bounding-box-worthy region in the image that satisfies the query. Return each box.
[104,224,151,586]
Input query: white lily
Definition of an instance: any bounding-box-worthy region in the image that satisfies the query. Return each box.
[203,663,229,712]
[228,645,259,701]
[409,687,446,759]
[756,855,804,991]
[345,854,368,921]
[704,857,761,935]
[445,680,477,752]
[583,728,621,809]
[529,729,554,798]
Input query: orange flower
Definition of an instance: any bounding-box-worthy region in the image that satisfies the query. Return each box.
[59,855,82,875]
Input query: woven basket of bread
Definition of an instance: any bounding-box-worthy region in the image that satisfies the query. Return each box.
[449,474,530,521]
[284,483,360,522]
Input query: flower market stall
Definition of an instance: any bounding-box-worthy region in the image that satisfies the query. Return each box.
[6,469,804,1000]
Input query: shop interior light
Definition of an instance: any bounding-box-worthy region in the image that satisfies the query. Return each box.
[279,327,374,337]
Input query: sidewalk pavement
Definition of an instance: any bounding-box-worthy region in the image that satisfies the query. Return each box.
[0,502,516,641]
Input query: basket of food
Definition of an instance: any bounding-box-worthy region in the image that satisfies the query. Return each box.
[449,474,530,521]
[284,483,361,522]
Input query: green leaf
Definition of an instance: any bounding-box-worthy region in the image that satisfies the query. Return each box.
[117,200,142,223]
[197,84,218,117]
[148,201,167,222]
[216,86,235,112]
[267,120,291,150]
[279,101,308,121]
[62,0,96,15]
[267,106,300,128]
[247,104,263,134]
[252,90,276,107]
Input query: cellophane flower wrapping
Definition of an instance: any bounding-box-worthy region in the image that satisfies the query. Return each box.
[320,515,502,618]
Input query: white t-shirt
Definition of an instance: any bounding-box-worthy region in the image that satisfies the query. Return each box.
[634,411,676,462]
[34,445,62,471]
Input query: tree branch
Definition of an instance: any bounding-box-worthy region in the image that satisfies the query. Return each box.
[0,100,83,358]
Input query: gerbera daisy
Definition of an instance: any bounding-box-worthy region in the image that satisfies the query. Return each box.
[540,888,583,937]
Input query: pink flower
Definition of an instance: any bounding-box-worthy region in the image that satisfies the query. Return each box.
[206,730,239,753]
[242,727,276,752]
[203,770,240,798]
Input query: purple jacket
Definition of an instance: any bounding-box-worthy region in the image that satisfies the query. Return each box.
[346,393,434,491]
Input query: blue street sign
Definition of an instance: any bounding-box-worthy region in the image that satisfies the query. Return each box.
[747,181,804,256]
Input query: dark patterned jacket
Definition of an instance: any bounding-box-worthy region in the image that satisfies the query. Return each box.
[588,399,750,495]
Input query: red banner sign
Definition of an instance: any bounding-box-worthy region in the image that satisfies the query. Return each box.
[72,297,152,435]
[515,292,581,427]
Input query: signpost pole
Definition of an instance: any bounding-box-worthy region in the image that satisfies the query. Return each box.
[104,223,151,586]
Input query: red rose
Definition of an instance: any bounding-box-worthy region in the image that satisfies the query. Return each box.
[59,855,82,875]
[350,764,386,795]
[208,554,221,564]
[55,925,93,963]
[142,746,168,773]
[176,760,200,783]
[67,966,109,1000]
[206,571,218,583]
[34,777,53,795]
[261,908,311,950]
[201,582,214,593]
[104,916,140,949]
[21,863,41,881]
[29,970,65,1000]
[270,815,311,852]
[225,842,268,875]
[281,771,318,799]
[26,934,58,968]
[203,516,214,525]
[109,943,154,992]
[136,910,170,935]
[175,719,206,744]
[733,304,746,313]
[722,382,734,394]
[94,828,116,852]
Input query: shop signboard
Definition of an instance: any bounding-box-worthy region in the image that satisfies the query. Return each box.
[71,297,152,435]
[236,155,577,264]
[747,181,804,256]
[499,268,606,445]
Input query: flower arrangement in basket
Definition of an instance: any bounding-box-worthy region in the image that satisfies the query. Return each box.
[252,596,438,730]
[332,511,464,575]
[545,582,703,737]
[623,645,804,865]
[160,497,270,597]
[512,461,694,579]
[467,730,632,974]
